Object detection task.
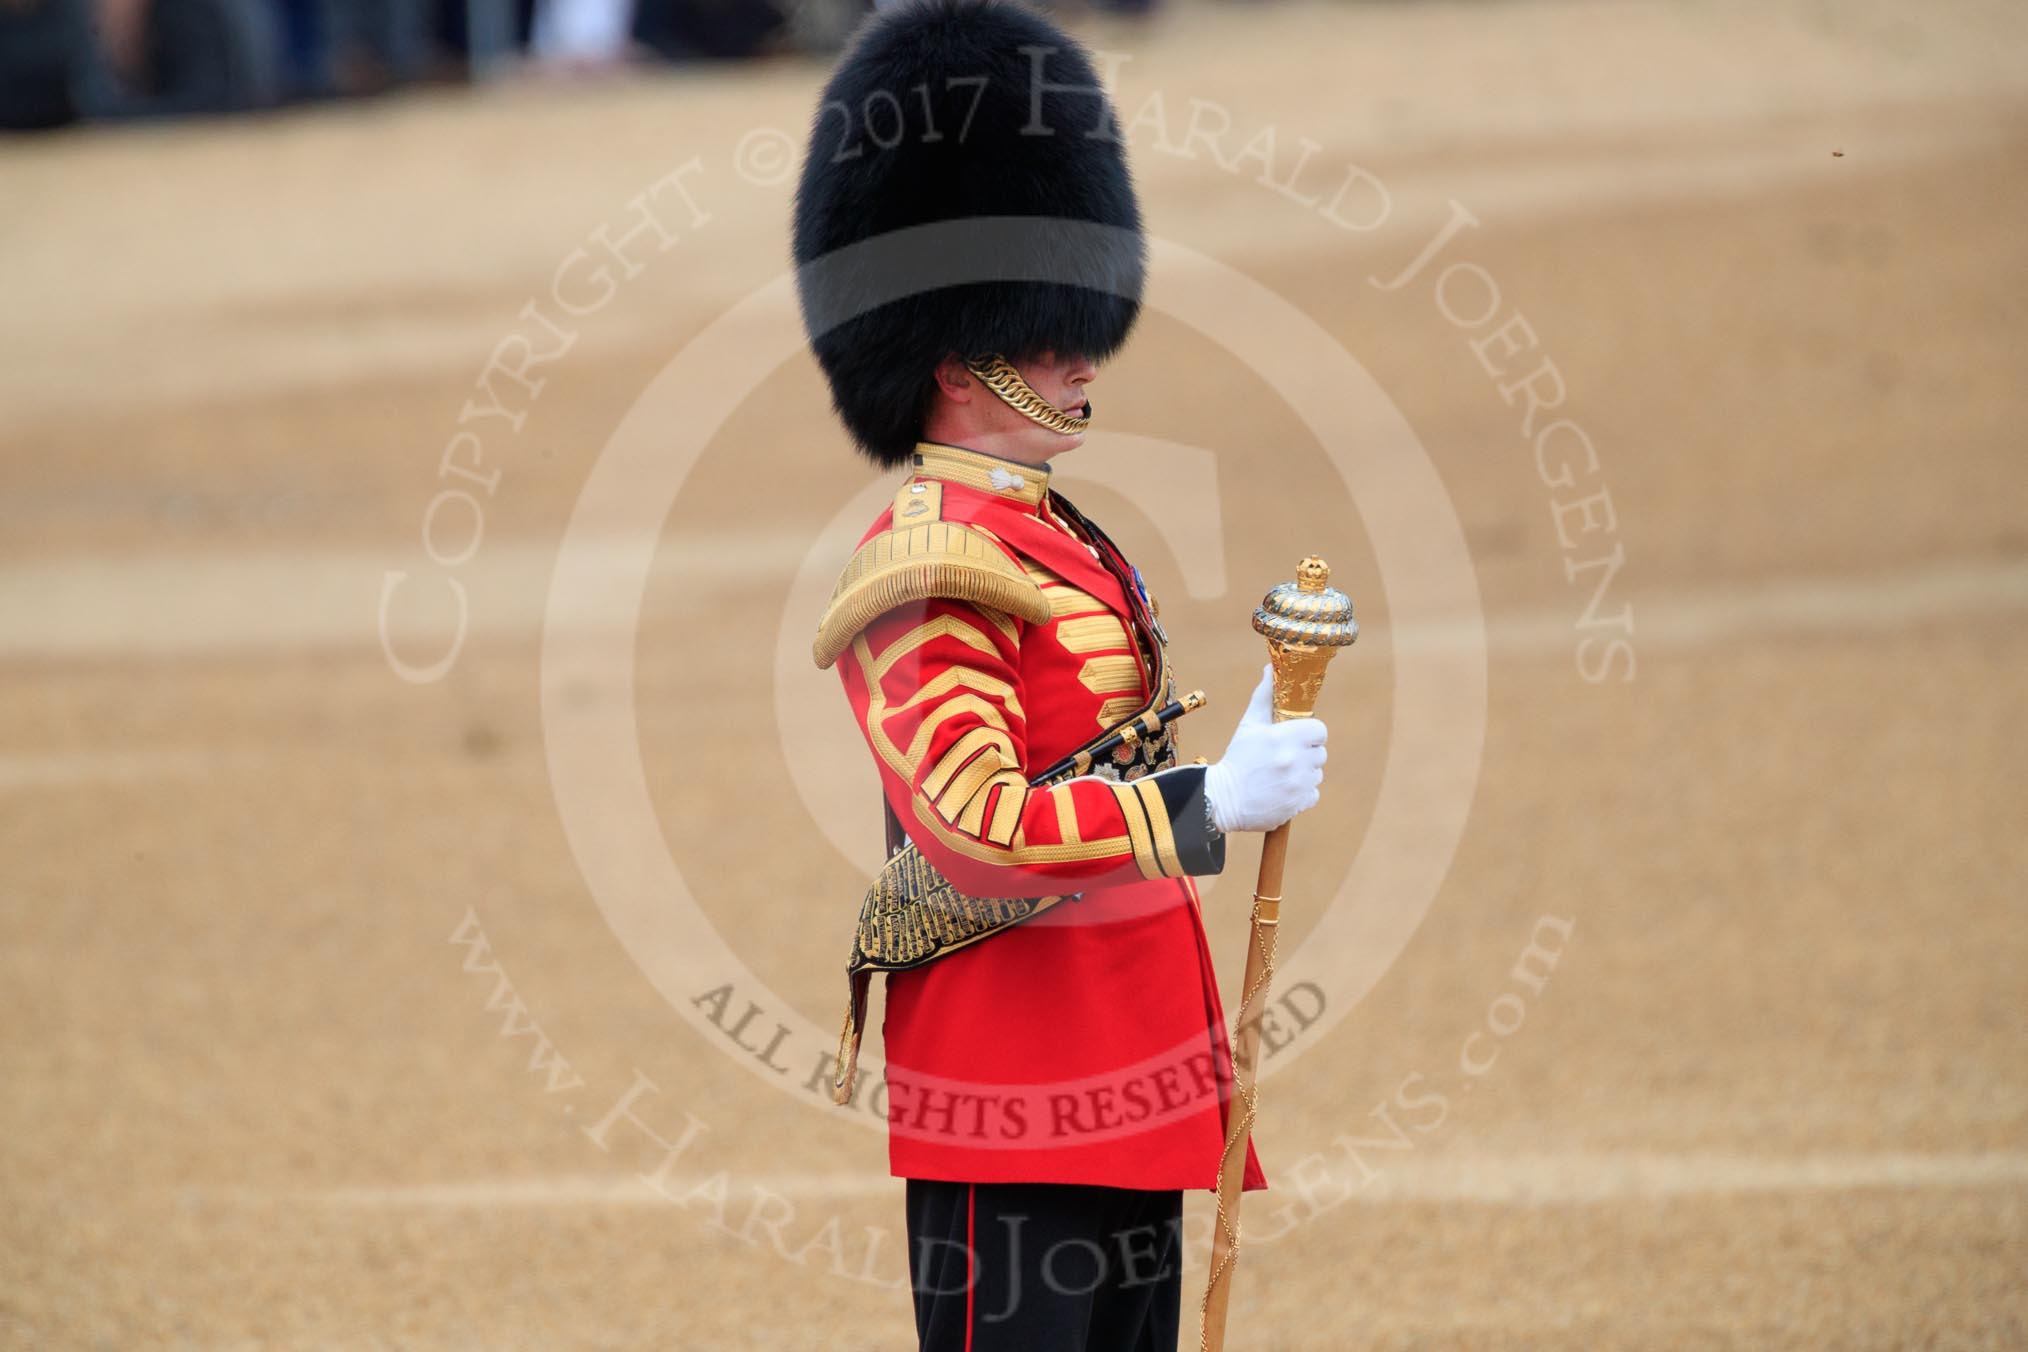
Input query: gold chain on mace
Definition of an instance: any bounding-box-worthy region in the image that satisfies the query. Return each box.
[1198,892,1280,1349]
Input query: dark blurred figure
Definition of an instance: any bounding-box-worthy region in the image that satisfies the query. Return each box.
[2,0,523,126]
[1,0,281,127]
[327,0,430,89]
[275,0,449,96]
[3,0,841,130]
[0,0,91,126]
[432,0,534,78]
[632,0,783,61]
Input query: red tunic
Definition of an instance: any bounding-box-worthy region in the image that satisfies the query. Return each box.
[825,440,1265,1193]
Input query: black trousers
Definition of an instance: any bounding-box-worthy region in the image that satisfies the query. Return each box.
[904,1178,1184,1351]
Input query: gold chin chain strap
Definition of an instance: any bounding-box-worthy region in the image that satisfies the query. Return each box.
[964,354,1092,435]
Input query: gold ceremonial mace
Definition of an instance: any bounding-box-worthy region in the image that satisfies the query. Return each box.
[1200,556,1358,1352]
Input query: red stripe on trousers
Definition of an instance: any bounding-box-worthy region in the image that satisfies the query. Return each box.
[965,1183,977,1351]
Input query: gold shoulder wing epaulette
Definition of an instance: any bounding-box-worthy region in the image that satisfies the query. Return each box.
[812,480,1050,669]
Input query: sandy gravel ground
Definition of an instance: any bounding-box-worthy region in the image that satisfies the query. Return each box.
[3,0,2025,1347]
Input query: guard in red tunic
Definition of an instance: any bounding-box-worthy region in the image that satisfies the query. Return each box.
[794,3,1329,1347]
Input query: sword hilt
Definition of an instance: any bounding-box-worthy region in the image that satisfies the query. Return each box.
[1029,689,1206,786]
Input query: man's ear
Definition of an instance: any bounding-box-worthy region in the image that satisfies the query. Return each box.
[931,354,974,402]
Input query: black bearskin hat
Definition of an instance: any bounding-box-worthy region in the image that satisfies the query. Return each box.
[792,0,1145,467]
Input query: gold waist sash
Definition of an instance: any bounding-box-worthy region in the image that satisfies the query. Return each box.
[850,846,1077,973]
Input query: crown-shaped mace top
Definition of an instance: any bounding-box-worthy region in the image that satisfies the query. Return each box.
[1252,555,1359,648]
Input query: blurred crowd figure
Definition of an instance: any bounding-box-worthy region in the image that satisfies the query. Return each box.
[1,0,837,125]
[0,0,1159,130]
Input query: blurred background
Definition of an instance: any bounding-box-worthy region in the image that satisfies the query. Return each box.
[3,0,2025,1347]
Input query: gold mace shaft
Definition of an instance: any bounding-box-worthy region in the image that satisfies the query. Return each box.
[1200,555,1355,1352]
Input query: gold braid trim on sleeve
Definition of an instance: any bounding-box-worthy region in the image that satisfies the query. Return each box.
[812,483,1050,669]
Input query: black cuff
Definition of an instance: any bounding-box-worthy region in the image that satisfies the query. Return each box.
[1149,764,1227,877]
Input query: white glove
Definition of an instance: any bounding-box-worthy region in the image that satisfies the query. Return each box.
[1202,664,1328,833]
